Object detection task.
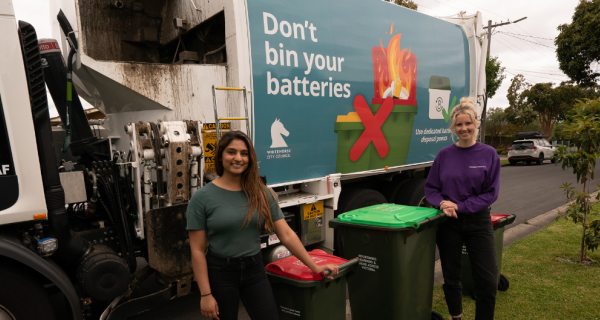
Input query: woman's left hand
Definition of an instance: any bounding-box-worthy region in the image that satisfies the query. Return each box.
[314,264,340,280]
[440,200,458,212]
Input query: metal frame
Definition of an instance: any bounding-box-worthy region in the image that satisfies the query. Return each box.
[211,86,250,141]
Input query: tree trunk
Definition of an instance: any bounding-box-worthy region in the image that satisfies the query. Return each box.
[580,180,589,263]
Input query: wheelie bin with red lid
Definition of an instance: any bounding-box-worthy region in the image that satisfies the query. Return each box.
[265,249,358,320]
[461,214,516,299]
[329,203,447,320]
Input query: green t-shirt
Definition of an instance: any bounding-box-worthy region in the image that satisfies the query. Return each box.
[186,182,284,258]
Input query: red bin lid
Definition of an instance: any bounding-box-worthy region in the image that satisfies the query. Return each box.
[265,249,348,281]
[491,214,511,226]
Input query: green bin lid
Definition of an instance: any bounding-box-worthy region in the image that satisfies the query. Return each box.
[429,76,451,90]
[336,203,441,229]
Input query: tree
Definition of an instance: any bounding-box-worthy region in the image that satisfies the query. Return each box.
[522,82,555,136]
[505,74,537,127]
[556,0,600,85]
[480,56,506,142]
[485,107,509,144]
[486,56,506,99]
[556,99,600,263]
[523,82,599,137]
[385,0,418,10]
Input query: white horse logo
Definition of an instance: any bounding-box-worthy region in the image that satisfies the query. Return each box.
[270,118,289,148]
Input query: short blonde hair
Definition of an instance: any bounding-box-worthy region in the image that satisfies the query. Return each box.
[449,97,480,142]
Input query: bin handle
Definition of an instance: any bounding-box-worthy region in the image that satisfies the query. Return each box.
[316,257,360,280]
[393,214,420,229]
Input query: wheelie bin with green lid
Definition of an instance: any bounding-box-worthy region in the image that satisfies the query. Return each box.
[265,249,359,320]
[461,214,516,299]
[329,203,448,320]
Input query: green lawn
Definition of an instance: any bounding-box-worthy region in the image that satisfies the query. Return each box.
[500,159,510,166]
[432,218,600,319]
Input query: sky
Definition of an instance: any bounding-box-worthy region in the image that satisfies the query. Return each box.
[11,0,581,116]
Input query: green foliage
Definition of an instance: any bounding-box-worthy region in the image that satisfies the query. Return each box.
[505,74,537,127]
[556,99,600,262]
[556,0,600,84]
[384,0,418,10]
[495,148,505,155]
[485,56,506,99]
[506,75,599,137]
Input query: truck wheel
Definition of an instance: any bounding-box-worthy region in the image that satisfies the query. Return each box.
[376,175,409,202]
[537,153,544,165]
[551,156,557,164]
[334,188,387,257]
[395,178,431,207]
[498,274,510,291]
[0,262,55,320]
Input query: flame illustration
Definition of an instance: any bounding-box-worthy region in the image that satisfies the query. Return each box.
[373,29,417,101]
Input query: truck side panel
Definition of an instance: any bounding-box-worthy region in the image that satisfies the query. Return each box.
[247,0,470,185]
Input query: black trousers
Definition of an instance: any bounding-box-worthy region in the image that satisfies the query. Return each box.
[437,208,498,320]
[206,251,279,320]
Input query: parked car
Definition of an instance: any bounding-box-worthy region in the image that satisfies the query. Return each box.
[507,139,556,165]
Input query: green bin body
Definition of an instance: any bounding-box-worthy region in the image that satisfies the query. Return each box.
[334,121,371,174]
[329,204,447,320]
[460,214,516,297]
[369,101,418,169]
[268,272,350,320]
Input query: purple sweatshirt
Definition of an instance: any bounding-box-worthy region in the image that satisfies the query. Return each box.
[425,142,500,214]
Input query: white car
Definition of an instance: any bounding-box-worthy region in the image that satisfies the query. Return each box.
[507,139,556,165]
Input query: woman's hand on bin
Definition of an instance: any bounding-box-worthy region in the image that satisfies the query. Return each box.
[315,264,340,280]
[201,294,220,320]
[440,201,458,218]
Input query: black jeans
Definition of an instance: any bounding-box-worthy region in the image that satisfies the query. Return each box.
[206,251,279,320]
[437,208,497,320]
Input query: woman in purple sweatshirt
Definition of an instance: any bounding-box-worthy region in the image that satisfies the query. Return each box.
[425,97,500,320]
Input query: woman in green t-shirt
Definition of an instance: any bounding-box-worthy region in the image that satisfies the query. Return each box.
[187,131,339,320]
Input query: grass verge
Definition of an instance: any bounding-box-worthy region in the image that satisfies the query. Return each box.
[432,218,600,319]
[500,160,510,166]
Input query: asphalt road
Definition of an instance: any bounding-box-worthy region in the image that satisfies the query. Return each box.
[125,159,599,320]
[492,159,599,230]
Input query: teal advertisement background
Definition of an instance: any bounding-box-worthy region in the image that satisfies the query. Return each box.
[247,0,470,185]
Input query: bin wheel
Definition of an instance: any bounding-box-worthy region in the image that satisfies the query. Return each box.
[498,274,510,291]
[431,311,444,320]
[470,290,477,300]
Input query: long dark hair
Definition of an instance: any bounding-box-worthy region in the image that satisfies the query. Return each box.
[215,131,275,234]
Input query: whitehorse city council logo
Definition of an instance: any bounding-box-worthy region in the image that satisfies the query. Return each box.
[270,118,289,148]
[267,119,291,160]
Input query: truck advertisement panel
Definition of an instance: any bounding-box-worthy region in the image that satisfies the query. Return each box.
[247,0,470,185]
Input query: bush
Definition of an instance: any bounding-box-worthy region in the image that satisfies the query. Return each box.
[496,148,505,155]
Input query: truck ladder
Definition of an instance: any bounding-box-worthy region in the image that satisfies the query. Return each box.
[211,86,250,141]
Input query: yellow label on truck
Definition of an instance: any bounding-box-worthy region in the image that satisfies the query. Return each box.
[202,123,230,173]
[303,202,324,220]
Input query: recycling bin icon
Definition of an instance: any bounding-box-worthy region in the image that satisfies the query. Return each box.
[428,76,451,120]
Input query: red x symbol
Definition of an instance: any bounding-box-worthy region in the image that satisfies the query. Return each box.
[350,96,393,161]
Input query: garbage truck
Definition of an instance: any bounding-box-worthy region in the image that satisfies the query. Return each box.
[0,0,487,318]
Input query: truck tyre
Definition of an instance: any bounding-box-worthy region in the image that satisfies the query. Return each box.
[395,178,431,207]
[376,175,409,202]
[334,188,387,257]
[537,153,544,165]
[551,156,557,164]
[0,262,55,320]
